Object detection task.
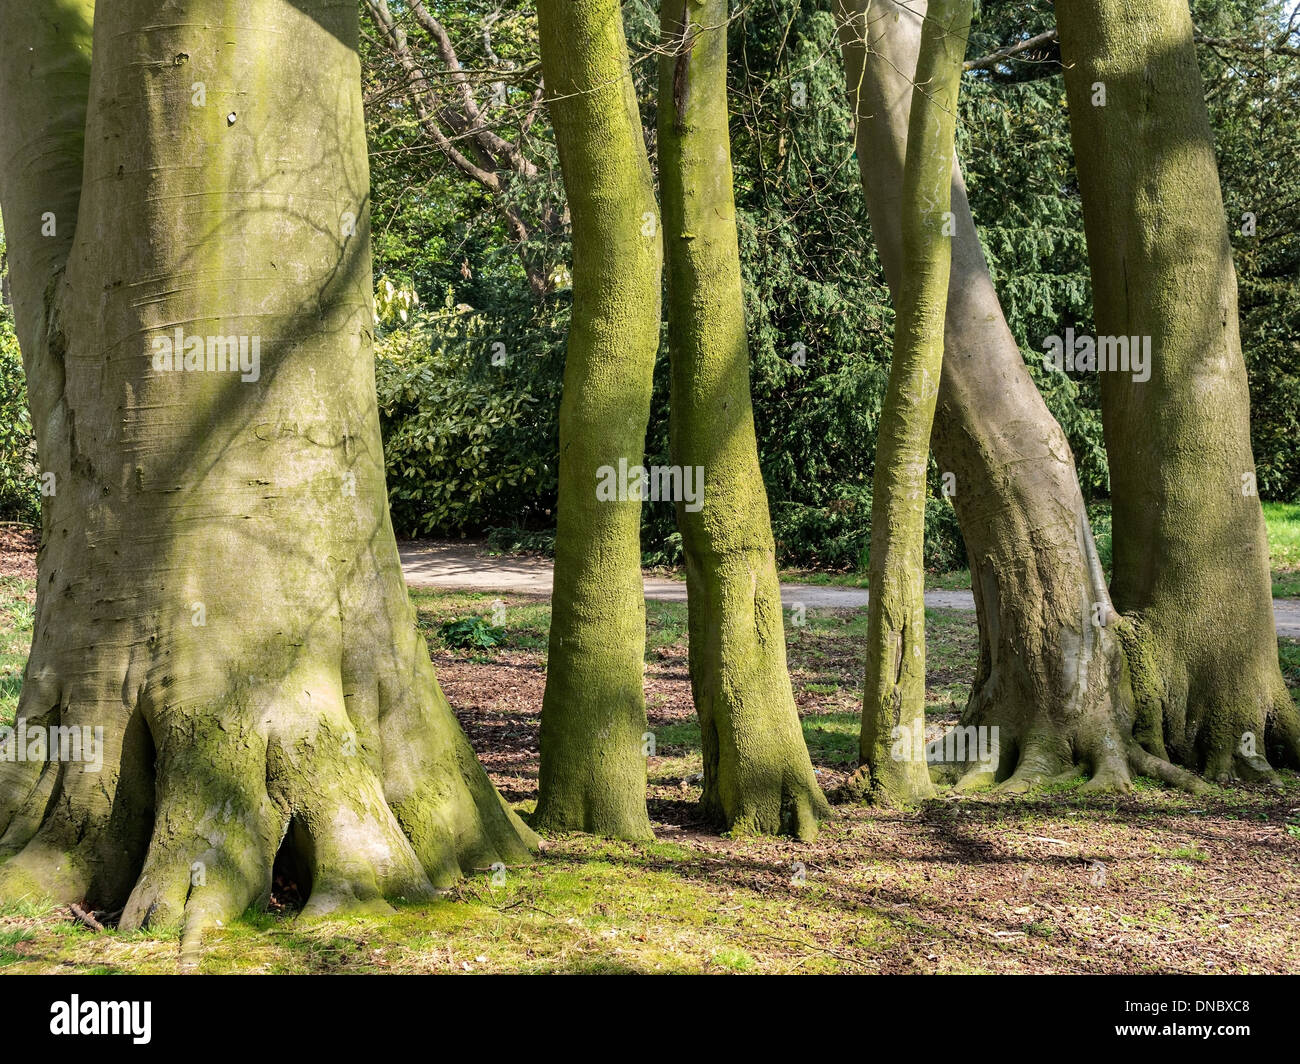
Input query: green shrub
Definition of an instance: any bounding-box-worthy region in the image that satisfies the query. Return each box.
[769,482,966,573]
[0,314,37,524]
[1087,501,1113,576]
[437,616,507,650]
[486,525,556,555]
[375,289,564,538]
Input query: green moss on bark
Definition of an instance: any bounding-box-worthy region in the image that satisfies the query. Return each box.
[531,0,661,839]
[657,0,828,839]
[1057,0,1300,778]
[0,0,536,937]
[848,0,970,806]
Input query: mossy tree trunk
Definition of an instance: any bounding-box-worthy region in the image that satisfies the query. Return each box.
[842,0,970,805]
[835,0,1204,793]
[532,0,662,838]
[0,0,536,942]
[657,0,829,838]
[1056,0,1300,779]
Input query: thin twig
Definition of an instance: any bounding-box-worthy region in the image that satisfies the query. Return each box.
[69,903,104,932]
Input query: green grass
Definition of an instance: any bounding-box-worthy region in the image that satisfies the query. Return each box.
[0,575,33,728]
[0,834,902,974]
[8,775,1300,974]
[779,499,1299,598]
[407,588,692,660]
[1265,502,1300,567]
[1281,640,1300,712]
[1265,502,1300,596]
[650,707,864,770]
[800,710,861,767]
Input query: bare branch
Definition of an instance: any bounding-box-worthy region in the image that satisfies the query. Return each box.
[365,0,503,191]
[964,28,1057,72]
[407,0,539,180]
[965,24,1300,75]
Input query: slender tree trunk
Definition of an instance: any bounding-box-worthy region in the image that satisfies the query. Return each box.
[0,0,96,876]
[842,0,970,805]
[1056,0,1300,778]
[0,0,536,939]
[657,0,829,838]
[532,0,661,838]
[835,0,1203,792]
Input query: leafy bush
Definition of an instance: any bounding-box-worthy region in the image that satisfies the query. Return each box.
[486,525,556,556]
[375,289,564,538]
[437,616,506,650]
[770,484,874,571]
[1087,502,1113,576]
[924,495,967,573]
[770,482,965,573]
[356,0,1108,573]
[0,313,37,524]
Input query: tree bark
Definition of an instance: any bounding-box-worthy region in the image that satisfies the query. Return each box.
[844,0,970,806]
[835,0,1203,792]
[0,0,536,938]
[1056,0,1300,778]
[532,0,661,838]
[657,0,829,838]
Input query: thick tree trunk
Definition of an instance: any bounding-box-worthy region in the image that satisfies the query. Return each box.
[657,0,829,838]
[835,0,1202,792]
[1056,0,1299,779]
[0,0,536,939]
[532,0,661,838]
[845,0,970,806]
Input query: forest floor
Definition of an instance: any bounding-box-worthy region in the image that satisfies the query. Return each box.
[1,535,1299,974]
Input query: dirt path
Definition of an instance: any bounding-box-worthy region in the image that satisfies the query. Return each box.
[399,540,1300,637]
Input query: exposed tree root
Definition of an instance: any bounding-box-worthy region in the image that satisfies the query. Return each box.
[835,760,935,808]
[0,564,538,941]
[930,609,1298,797]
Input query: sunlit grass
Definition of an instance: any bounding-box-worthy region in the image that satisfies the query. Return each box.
[0,575,33,727]
[1265,502,1300,596]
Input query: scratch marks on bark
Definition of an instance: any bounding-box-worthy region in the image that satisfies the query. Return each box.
[671,13,694,134]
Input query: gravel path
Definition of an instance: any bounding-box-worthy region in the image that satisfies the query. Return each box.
[400,541,1300,637]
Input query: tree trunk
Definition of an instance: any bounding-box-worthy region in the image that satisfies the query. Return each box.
[1056,0,1299,779]
[657,0,829,838]
[0,0,536,939]
[843,0,970,806]
[835,0,1203,792]
[532,0,662,838]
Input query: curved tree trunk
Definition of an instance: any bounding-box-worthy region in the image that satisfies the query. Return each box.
[1056,0,1300,779]
[0,0,536,940]
[845,0,971,806]
[657,0,829,838]
[532,0,662,838]
[834,0,1202,792]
